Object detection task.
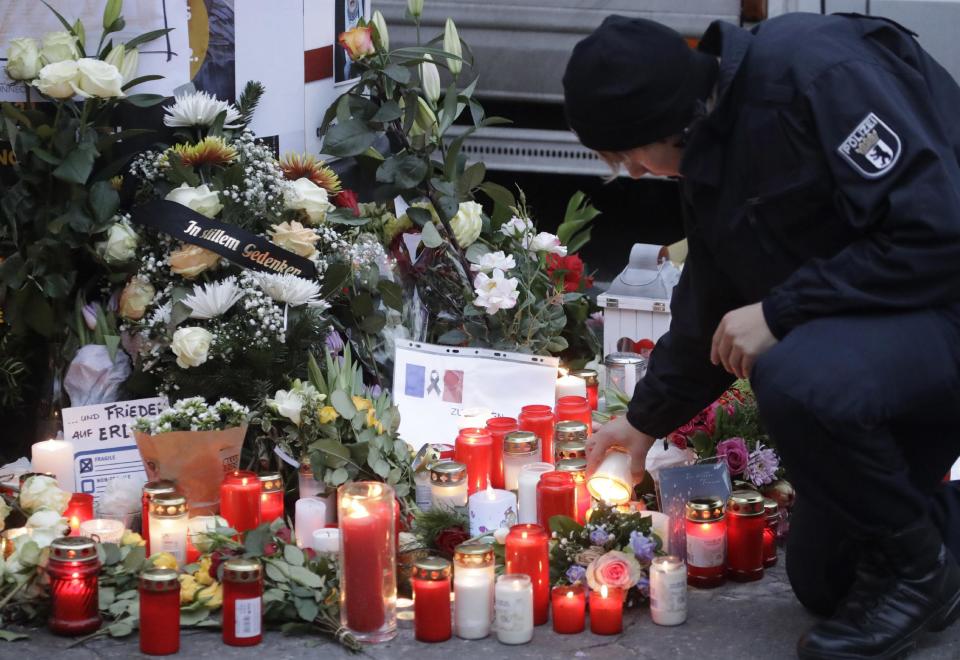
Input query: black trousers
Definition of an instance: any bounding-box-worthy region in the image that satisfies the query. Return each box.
[750,309,960,616]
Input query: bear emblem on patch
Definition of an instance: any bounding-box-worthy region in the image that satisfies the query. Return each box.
[837,112,901,178]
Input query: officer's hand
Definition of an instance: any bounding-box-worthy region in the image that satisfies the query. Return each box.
[710,302,778,379]
[586,416,656,485]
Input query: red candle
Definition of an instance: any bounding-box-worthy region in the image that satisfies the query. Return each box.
[47,537,101,636]
[142,480,176,556]
[412,557,452,642]
[725,490,766,582]
[536,471,576,530]
[220,471,262,533]
[222,559,263,646]
[685,497,727,588]
[556,458,590,524]
[258,472,284,525]
[571,369,599,411]
[555,396,592,436]
[139,568,180,655]
[485,416,518,490]
[455,427,493,495]
[589,585,624,635]
[505,523,550,626]
[65,493,94,537]
[519,405,556,464]
[763,498,779,568]
[551,584,586,634]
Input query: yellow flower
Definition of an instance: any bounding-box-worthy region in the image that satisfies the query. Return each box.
[179,574,201,604]
[351,396,372,412]
[152,552,179,570]
[198,582,223,609]
[121,530,145,547]
[280,153,341,193]
[168,136,238,168]
[365,408,385,434]
[318,406,339,424]
[195,556,214,586]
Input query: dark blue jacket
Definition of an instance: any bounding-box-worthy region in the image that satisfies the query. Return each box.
[627,13,960,438]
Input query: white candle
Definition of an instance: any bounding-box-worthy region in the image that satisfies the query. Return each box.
[556,374,587,401]
[150,515,188,566]
[494,574,534,645]
[311,527,340,556]
[431,462,468,510]
[650,555,687,625]
[468,488,517,536]
[458,407,492,430]
[79,518,124,544]
[295,497,328,548]
[503,432,540,492]
[517,463,554,524]
[31,438,75,492]
[454,545,495,639]
[586,449,633,505]
[643,511,671,554]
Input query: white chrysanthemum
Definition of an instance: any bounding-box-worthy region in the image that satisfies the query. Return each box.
[182,277,244,319]
[163,91,243,129]
[253,272,325,308]
[148,301,172,326]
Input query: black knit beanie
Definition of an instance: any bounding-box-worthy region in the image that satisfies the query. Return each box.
[563,15,719,151]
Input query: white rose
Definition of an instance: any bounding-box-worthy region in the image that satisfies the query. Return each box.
[473,268,520,314]
[499,216,534,239]
[0,498,10,533]
[171,327,213,369]
[284,178,334,224]
[73,58,124,98]
[97,220,139,264]
[26,512,68,548]
[470,250,516,274]
[268,221,320,258]
[165,183,223,219]
[526,231,568,256]
[267,389,305,426]
[19,475,71,515]
[6,38,41,80]
[40,31,79,64]
[450,201,484,248]
[34,60,79,99]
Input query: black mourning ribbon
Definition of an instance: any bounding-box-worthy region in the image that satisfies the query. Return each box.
[427,369,442,396]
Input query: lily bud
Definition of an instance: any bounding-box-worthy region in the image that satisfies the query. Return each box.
[104,43,125,69]
[420,54,440,105]
[443,18,461,76]
[372,11,389,52]
[119,47,138,84]
[407,0,424,20]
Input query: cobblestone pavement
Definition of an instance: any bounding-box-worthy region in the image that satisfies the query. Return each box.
[8,561,960,659]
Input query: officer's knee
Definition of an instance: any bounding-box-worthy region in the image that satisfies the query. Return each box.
[750,350,808,433]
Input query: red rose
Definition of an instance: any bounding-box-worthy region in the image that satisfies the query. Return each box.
[264,542,278,557]
[434,526,470,559]
[546,253,593,293]
[332,189,360,216]
[275,526,293,544]
[303,547,317,561]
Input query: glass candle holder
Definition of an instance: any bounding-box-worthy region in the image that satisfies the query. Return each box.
[726,490,766,582]
[148,493,189,567]
[586,448,633,505]
[555,458,590,524]
[517,462,554,524]
[763,497,780,568]
[453,543,495,639]
[589,585,624,635]
[295,497,328,548]
[518,404,556,464]
[495,574,534,645]
[258,472,284,525]
[503,431,540,491]
[431,461,468,510]
[220,471,262,533]
[551,583,586,634]
[412,556,452,642]
[222,558,263,646]
[455,427,493,495]
[554,421,587,460]
[311,528,341,557]
[650,555,687,626]
[555,396,592,435]
[536,471,576,530]
[570,368,599,411]
[297,460,325,498]
[47,537,101,636]
[65,493,94,537]
[685,497,726,588]
[139,568,180,655]
[142,480,176,556]
[504,523,550,626]
[79,518,124,544]
[339,481,397,643]
[468,488,517,537]
[485,416,518,490]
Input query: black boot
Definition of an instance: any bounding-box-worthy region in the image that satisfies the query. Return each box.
[797,522,960,660]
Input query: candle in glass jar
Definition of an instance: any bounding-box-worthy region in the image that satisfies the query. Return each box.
[468,487,517,537]
[412,556,452,642]
[503,431,540,492]
[649,555,687,626]
[295,497,328,548]
[571,369,599,411]
[589,585,624,635]
[586,448,633,505]
[555,458,590,524]
[453,543,496,639]
[555,396,592,436]
[642,510,671,554]
[495,574,534,645]
[142,480,176,556]
[220,471,262,533]
[31,438,75,492]
[551,583,586,634]
[79,518,124,544]
[504,523,550,625]
[517,462,554,524]
[65,493,94,536]
[222,559,263,646]
[519,405,556,464]
[258,473,284,525]
[311,528,341,557]
[556,372,587,401]
[685,497,726,588]
[147,493,189,567]
[431,461,468,510]
[726,490,766,582]
[47,537,101,636]
[763,498,780,568]
[455,428,493,495]
[554,421,587,460]
[139,568,180,655]
[459,407,492,430]
[486,416,518,490]
[536,471,576,530]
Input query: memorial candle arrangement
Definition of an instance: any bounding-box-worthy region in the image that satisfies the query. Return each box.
[649,555,687,626]
[46,537,101,636]
[555,458,590,524]
[586,448,633,505]
[142,480,176,556]
[555,371,587,401]
[295,497,328,548]
[685,497,727,588]
[517,462,554,524]
[453,543,496,639]
[468,487,517,536]
[505,523,550,625]
[555,396,592,436]
[431,461,468,510]
[455,427,493,495]
[554,421,588,460]
[220,471,262,533]
[503,431,540,491]
[78,518,124,544]
[339,481,397,643]
[31,438,75,492]
[147,493,189,567]
[726,490,766,582]
[519,405,556,464]
[495,574,534,645]
[258,472,284,524]
[589,585,624,635]
[536,471,576,530]
[551,583,586,634]
[763,498,780,568]
[222,558,263,647]
[412,557,452,643]
[571,368,599,411]
[65,493,94,536]
[139,568,180,655]
[485,416,519,489]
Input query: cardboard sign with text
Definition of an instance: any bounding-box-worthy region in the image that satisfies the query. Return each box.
[393,341,559,451]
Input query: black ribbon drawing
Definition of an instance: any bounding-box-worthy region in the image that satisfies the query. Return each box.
[426,369,442,396]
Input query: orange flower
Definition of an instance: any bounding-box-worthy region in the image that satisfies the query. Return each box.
[339,26,375,61]
[168,137,238,168]
[169,243,221,278]
[280,153,341,193]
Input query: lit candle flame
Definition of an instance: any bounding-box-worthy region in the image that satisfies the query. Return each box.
[600,584,608,598]
[558,367,569,378]
[566,590,574,599]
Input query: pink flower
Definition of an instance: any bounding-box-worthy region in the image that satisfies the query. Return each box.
[716,437,749,476]
[585,550,643,591]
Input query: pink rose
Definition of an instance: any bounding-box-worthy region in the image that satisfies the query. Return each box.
[716,437,749,476]
[585,550,642,592]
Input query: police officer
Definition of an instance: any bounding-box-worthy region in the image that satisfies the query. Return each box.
[564,13,960,660]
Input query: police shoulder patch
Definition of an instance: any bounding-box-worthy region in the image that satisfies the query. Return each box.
[837,112,901,179]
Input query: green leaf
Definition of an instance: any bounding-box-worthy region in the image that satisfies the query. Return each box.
[438,328,468,345]
[478,181,515,209]
[350,292,374,317]
[103,0,122,30]
[0,630,28,642]
[287,565,323,588]
[243,525,271,555]
[52,142,97,184]
[107,620,135,638]
[330,467,350,485]
[406,206,432,227]
[359,313,386,334]
[420,221,443,248]
[322,119,375,157]
[376,153,428,190]
[377,280,403,312]
[319,262,351,299]
[548,514,583,537]
[180,608,214,627]
[382,64,411,84]
[89,180,120,224]
[121,74,163,91]
[457,161,486,196]
[124,93,168,108]
[465,242,491,263]
[330,390,357,420]
[265,562,289,583]
[294,596,320,622]
[283,543,305,567]
[121,544,146,572]
[123,28,172,51]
